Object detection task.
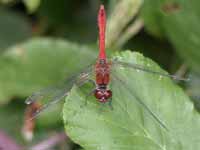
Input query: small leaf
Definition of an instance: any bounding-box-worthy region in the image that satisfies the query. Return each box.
[141,0,165,37]
[63,51,200,150]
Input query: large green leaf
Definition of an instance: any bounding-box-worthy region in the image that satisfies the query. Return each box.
[0,38,97,128]
[141,0,200,73]
[0,38,96,104]
[63,51,200,150]
[0,8,31,50]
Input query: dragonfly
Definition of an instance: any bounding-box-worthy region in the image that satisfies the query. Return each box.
[25,5,188,130]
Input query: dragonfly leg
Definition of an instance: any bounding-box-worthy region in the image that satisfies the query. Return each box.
[108,97,113,110]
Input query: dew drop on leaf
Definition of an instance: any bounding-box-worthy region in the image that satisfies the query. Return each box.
[159,75,163,80]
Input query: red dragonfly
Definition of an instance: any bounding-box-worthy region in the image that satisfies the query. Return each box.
[25,5,188,129]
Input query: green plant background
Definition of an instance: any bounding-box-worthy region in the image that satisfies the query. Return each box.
[0,0,199,149]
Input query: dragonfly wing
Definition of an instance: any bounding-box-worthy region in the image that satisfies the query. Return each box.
[112,59,189,81]
[27,89,69,120]
[111,69,169,131]
[25,65,94,119]
[25,86,63,105]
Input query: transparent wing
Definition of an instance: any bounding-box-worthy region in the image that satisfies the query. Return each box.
[111,70,169,131]
[25,65,94,119]
[112,59,189,81]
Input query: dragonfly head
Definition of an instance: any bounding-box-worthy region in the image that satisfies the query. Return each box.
[94,88,112,103]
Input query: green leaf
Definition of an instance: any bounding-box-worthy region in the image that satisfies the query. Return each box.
[0,38,96,104]
[0,8,31,50]
[141,0,165,37]
[0,100,65,144]
[0,101,25,143]
[23,0,41,13]
[38,0,71,25]
[141,0,200,73]
[0,0,16,4]
[63,51,200,150]
[0,38,97,127]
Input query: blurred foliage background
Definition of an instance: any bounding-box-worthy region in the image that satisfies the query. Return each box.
[0,0,199,149]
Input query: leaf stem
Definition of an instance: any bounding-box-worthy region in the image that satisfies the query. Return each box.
[115,18,144,48]
[106,0,143,48]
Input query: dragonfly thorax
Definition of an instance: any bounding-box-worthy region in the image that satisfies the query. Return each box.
[95,59,110,85]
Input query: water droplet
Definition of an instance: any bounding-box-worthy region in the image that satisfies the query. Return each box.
[159,75,163,80]
[134,131,139,136]
[145,133,151,138]
[119,66,125,70]
[136,69,140,73]
[114,56,122,61]
[98,114,104,121]
[162,145,167,150]
[67,126,74,131]
[26,101,31,104]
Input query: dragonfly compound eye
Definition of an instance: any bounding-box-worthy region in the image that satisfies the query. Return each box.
[94,89,104,99]
[94,89,112,103]
[104,90,112,99]
[99,97,108,103]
